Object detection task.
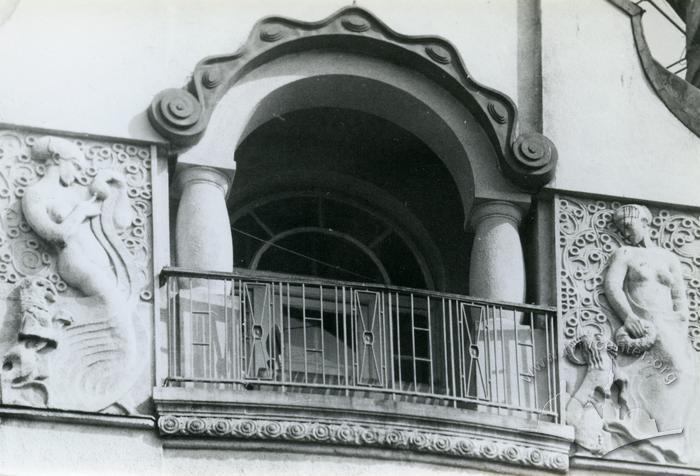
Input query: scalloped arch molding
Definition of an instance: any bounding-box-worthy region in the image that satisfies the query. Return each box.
[148,6,557,190]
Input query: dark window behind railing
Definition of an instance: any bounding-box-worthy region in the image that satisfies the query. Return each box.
[161,268,560,422]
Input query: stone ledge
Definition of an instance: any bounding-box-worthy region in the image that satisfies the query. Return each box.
[163,438,561,476]
[0,405,156,429]
[571,456,700,476]
[154,387,573,472]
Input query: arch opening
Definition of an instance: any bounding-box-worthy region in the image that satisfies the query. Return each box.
[231,107,469,293]
[177,50,533,216]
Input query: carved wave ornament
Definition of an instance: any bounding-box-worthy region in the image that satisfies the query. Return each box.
[558,196,699,464]
[0,132,153,414]
[157,414,569,472]
[148,6,557,189]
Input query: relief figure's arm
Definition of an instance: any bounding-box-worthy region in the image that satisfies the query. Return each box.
[604,249,645,337]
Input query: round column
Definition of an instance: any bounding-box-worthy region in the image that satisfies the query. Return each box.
[174,166,233,272]
[469,200,525,302]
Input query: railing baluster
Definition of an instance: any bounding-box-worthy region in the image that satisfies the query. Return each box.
[410,293,417,392]
[456,301,465,398]
[544,311,553,419]
[551,312,559,422]
[187,277,193,381]
[232,279,238,385]
[342,286,349,396]
[463,304,473,399]
[388,291,395,399]
[493,306,501,410]
[395,293,402,391]
[207,279,213,380]
[513,308,521,408]
[499,306,508,413]
[267,282,273,380]
[351,287,357,388]
[484,305,492,403]
[223,279,229,383]
[166,274,174,384]
[379,291,386,389]
[287,283,292,385]
[278,282,284,390]
[302,283,308,383]
[442,298,448,399]
[241,280,247,382]
[320,285,326,384]
[335,286,340,387]
[529,308,539,412]
[448,299,456,407]
[427,296,433,395]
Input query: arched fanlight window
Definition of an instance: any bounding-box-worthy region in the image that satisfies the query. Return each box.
[230,191,431,289]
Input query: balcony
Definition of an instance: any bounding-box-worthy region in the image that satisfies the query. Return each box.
[154,268,572,471]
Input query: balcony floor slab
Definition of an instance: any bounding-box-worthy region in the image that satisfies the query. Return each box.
[154,386,573,472]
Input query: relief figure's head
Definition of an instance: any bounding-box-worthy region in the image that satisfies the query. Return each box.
[613,204,652,246]
[32,136,87,186]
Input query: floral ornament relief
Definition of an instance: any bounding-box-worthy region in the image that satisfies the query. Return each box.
[558,196,700,464]
[0,131,153,413]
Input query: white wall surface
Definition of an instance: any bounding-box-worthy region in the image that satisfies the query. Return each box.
[542,0,700,208]
[0,418,505,476]
[0,0,518,142]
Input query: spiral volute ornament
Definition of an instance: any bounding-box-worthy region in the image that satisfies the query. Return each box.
[159,415,181,435]
[186,418,207,435]
[509,132,557,187]
[148,88,203,145]
[341,15,371,32]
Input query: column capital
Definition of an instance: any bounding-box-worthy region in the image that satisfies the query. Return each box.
[470,200,524,230]
[173,165,234,198]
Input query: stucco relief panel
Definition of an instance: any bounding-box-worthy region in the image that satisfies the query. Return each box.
[0,131,153,414]
[557,195,700,465]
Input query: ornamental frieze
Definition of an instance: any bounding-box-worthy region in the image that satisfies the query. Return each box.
[157,414,569,472]
[0,131,154,414]
[556,195,700,464]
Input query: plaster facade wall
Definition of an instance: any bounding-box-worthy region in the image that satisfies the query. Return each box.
[542,0,700,207]
[0,418,507,476]
[0,0,518,142]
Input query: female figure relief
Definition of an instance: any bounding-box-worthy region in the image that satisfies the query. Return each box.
[604,204,695,461]
[21,137,134,306]
[1,136,143,413]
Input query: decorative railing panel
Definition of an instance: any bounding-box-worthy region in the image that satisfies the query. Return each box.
[161,268,560,421]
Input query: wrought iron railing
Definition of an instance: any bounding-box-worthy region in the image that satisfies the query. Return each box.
[160,267,561,422]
